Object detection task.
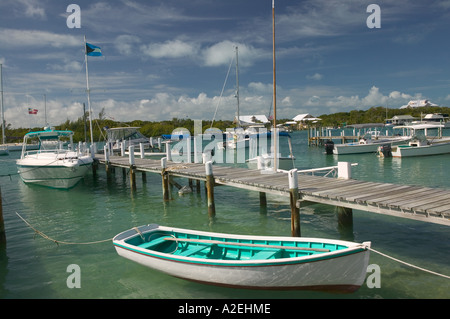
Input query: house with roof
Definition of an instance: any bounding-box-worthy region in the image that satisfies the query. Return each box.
[400,100,438,109]
[292,113,321,129]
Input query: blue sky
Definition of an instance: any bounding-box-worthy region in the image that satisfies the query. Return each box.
[1,0,450,128]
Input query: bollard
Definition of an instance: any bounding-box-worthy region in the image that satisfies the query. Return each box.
[288,169,301,237]
[205,161,215,219]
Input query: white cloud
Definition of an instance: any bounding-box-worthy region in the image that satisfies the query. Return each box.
[202,41,264,67]
[0,29,80,48]
[306,73,323,81]
[141,39,198,59]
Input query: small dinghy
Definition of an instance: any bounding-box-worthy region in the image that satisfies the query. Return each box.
[113,224,371,292]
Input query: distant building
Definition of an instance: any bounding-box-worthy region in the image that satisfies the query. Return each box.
[234,115,270,126]
[293,113,321,129]
[400,100,438,109]
[385,115,417,125]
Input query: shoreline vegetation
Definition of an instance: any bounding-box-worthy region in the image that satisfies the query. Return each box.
[3,106,450,144]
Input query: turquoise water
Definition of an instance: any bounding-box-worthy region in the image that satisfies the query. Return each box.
[0,130,449,299]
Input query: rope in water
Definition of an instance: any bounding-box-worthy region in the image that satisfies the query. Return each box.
[369,248,450,279]
[15,213,450,279]
[16,212,112,245]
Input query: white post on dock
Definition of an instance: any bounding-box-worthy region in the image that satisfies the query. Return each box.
[186,136,192,163]
[104,145,111,176]
[120,141,125,157]
[166,142,172,161]
[140,143,145,159]
[193,135,201,163]
[129,145,136,191]
[161,157,170,201]
[288,169,301,237]
[338,162,352,179]
[205,161,215,219]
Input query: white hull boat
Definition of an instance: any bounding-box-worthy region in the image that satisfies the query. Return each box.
[16,128,93,189]
[113,224,371,292]
[333,136,410,155]
[380,124,450,157]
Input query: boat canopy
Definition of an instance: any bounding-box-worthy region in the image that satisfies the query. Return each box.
[24,129,73,140]
[394,124,444,130]
[106,127,147,141]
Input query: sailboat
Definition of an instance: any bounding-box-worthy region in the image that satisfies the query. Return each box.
[246,0,295,171]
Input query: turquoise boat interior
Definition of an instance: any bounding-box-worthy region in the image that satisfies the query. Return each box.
[125,230,349,261]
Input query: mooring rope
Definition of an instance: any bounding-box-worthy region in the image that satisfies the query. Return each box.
[369,248,450,279]
[16,212,112,245]
[14,212,450,279]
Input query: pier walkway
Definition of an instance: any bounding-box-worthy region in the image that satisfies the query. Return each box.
[95,154,450,227]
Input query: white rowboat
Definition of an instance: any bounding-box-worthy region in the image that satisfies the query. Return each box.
[113,224,371,292]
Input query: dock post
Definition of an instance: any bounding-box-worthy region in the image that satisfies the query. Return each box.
[0,187,5,244]
[259,192,267,214]
[104,145,111,176]
[140,143,145,159]
[337,162,353,228]
[161,157,170,201]
[205,161,215,219]
[338,162,352,180]
[166,142,172,161]
[129,146,136,191]
[289,169,301,237]
[120,142,125,157]
[90,144,97,176]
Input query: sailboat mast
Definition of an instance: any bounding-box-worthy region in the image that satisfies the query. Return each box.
[235,46,240,127]
[0,64,5,145]
[272,0,277,171]
[84,35,94,145]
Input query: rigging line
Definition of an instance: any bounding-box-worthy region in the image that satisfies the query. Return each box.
[370,248,450,279]
[16,212,112,245]
[211,54,234,128]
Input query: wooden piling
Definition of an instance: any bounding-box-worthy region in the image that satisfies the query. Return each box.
[259,192,267,214]
[161,157,170,201]
[129,146,136,191]
[289,169,301,237]
[205,161,215,219]
[104,145,111,176]
[0,187,5,244]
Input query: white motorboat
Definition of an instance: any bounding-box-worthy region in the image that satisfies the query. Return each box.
[380,124,450,157]
[16,127,93,189]
[333,132,410,155]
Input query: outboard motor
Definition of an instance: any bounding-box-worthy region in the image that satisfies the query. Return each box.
[324,140,335,155]
[378,144,392,157]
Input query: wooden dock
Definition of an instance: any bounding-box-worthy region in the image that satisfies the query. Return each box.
[95,154,450,227]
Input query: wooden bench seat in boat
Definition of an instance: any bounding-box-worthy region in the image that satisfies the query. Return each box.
[138,236,168,249]
[177,245,209,257]
[249,249,282,260]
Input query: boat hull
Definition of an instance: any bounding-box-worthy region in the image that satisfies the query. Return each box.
[391,142,450,157]
[113,225,370,292]
[17,156,93,189]
[333,138,409,155]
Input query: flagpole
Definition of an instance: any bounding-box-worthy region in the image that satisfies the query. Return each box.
[272,0,277,172]
[84,35,94,146]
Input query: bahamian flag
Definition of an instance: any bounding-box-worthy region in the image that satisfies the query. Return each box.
[86,43,102,56]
